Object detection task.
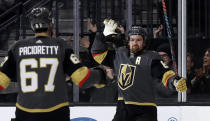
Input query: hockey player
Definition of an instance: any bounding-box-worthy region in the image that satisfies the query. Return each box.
[91,19,187,121]
[0,7,108,121]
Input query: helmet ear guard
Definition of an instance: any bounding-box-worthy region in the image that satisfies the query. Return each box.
[127,26,147,42]
[29,7,52,33]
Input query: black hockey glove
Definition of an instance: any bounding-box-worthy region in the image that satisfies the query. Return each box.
[92,65,115,86]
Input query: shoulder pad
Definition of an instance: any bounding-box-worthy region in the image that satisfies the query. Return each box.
[144,50,161,60]
[116,46,128,52]
[116,46,129,55]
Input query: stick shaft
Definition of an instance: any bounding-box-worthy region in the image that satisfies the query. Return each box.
[161,0,178,73]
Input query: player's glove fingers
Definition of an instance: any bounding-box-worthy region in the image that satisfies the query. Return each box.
[174,78,187,92]
[103,19,117,36]
[108,19,113,24]
[113,23,118,30]
[104,19,109,25]
[175,80,186,92]
[109,19,118,28]
[176,85,187,92]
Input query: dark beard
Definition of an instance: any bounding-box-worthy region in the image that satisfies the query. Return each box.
[130,46,141,53]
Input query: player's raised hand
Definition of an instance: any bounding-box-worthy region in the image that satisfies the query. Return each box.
[103,19,118,36]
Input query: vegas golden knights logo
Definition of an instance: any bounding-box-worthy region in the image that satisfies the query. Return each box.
[118,64,136,90]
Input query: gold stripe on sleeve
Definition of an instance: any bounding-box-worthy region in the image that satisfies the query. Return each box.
[162,70,176,87]
[93,51,108,64]
[0,71,11,89]
[71,66,89,85]
[118,97,124,100]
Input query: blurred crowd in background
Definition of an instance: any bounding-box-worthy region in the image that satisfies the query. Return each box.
[0,0,210,104]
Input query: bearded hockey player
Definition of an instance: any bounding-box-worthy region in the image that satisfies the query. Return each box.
[91,19,187,121]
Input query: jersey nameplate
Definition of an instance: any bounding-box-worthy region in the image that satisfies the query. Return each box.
[19,46,59,56]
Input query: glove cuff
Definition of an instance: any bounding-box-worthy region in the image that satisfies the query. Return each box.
[103,31,117,36]
[173,76,181,84]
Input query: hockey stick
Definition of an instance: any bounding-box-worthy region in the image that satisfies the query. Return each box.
[161,0,178,74]
[161,0,187,103]
[51,0,57,37]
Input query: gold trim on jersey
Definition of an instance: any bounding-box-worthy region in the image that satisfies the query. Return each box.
[0,71,11,89]
[71,66,89,85]
[118,97,124,100]
[94,84,105,88]
[16,102,69,113]
[125,101,157,106]
[93,51,108,64]
[162,70,176,87]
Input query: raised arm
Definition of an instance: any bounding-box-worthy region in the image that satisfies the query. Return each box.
[63,48,109,89]
[91,19,119,68]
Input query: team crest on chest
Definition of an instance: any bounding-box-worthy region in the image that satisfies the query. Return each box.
[118,64,136,90]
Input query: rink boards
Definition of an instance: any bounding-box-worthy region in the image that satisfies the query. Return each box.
[1,106,210,121]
